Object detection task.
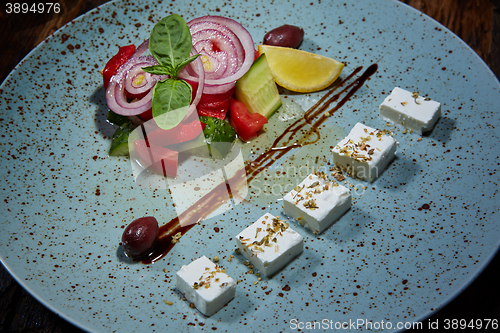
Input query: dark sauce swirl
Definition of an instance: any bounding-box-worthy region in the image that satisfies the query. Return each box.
[143,64,378,263]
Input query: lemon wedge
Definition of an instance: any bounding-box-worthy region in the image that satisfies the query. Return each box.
[258,45,345,93]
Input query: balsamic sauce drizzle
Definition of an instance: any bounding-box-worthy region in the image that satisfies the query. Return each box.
[246,64,377,182]
[142,63,378,263]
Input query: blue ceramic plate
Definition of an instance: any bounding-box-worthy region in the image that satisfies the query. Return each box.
[1,0,499,332]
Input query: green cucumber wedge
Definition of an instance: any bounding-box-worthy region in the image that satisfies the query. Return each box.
[235,53,282,118]
[200,116,236,159]
[109,122,136,156]
[177,117,237,159]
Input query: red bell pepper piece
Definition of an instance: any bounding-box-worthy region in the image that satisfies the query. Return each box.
[254,49,260,61]
[229,98,268,141]
[102,44,136,89]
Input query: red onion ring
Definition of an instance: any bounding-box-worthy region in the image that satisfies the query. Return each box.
[106,56,162,116]
[179,16,254,95]
[189,21,245,67]
[132,39,150,58]
[184,45,205,120]
[191,30,235,79]
[124,60,159,95]
[106,42,205,118]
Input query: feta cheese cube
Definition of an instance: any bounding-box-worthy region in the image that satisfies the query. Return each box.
[283,173,351,234]
[176,256,236,316]
[332,122,397,182]
[236,213,303,277]
[379,87,441,134]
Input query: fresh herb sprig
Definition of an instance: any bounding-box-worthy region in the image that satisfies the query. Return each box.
[142,14,199,129]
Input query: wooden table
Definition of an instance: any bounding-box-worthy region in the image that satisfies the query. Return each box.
[1,0,499,331]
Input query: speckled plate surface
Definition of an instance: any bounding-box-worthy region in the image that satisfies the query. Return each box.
[1,0,499,332]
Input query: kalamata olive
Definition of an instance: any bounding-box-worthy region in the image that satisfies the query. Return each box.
[263,24,305,48]
[121,216,159,259]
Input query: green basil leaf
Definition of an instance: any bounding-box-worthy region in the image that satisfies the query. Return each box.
[154,106,191,131]
[174,54,201,74]
[152,79,193,129]
[142,64,174,76]
[149,14,193,76]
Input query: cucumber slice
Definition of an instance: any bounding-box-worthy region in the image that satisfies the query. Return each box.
[109,122,136,156]
[176,117,237,159]
[200,116,237,159]
[106,110,130,126]
[235,53,282,118]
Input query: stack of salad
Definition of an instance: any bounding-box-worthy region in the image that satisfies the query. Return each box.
[103,14,283,177]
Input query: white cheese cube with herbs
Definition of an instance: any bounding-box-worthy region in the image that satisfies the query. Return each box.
[332,122,397,182]
[176,256,236,316]
[379,87,441,134]
[283,173,351,234]
[236,213,303,277]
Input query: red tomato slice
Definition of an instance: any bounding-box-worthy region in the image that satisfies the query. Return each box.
[186,80,234,120]
[229,98,268,141]
[145,120,205,147]
[133,140,178,178]
[102,44,136,89]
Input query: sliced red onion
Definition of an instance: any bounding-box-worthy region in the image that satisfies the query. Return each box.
[106,56,162,116]
[191,30,235,79]
[124,60,159,95]
[184,45,205,119]
[191,48,205,104]
[189,21,245,67]
[179,15,254,95]
[106,15,253,117]
[133,39,150,58]
[106,42,205,118]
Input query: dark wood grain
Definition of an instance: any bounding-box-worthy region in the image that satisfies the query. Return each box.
[0,0,498,332]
